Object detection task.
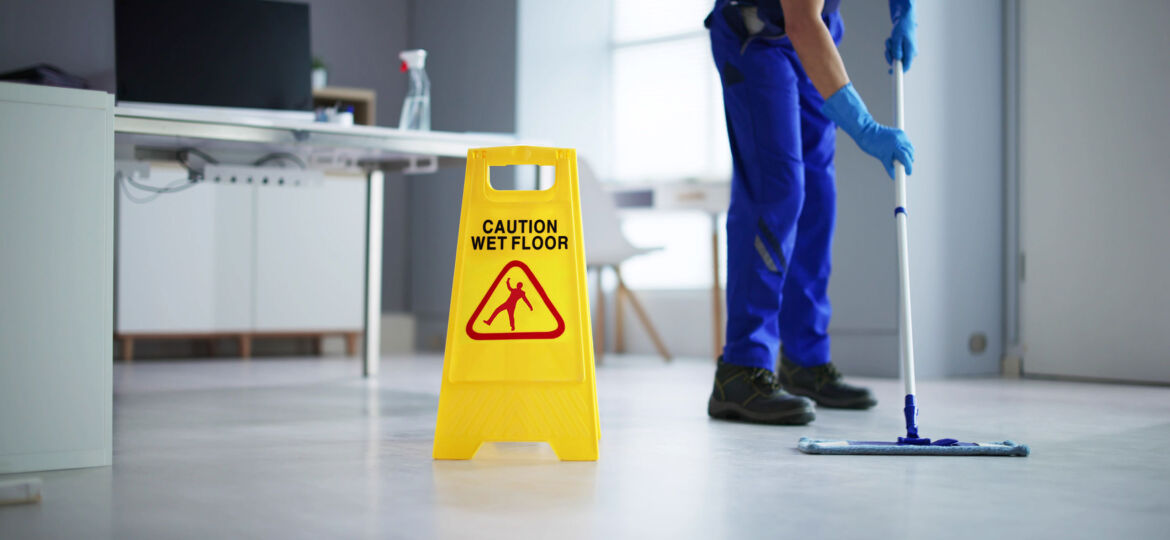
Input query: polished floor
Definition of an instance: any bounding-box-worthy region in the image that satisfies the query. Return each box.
[3,355,1170,539]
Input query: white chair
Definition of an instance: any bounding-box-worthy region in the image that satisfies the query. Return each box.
[576,159,671,362]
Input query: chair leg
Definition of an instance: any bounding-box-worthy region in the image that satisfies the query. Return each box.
[594,266,605,364]
[615,267,671,362]
[615,278,625,354]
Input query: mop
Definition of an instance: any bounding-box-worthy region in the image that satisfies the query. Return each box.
[798,61,1029,457]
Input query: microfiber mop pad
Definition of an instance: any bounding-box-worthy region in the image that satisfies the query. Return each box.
[798,437,1030,457]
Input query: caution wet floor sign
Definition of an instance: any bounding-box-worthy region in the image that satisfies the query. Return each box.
[433,146,599,461]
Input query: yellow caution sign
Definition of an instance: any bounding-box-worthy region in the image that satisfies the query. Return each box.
[433,146,599,461]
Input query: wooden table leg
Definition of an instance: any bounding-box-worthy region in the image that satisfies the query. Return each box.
[615,277,625,354]
[595,266,605,364]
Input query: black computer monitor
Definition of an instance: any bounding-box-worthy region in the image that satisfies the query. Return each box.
[115,0,312,111]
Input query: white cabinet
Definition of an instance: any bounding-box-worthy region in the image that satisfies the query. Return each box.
[0,82,113,473]
[116,167,365,337]
[117,163,254,332]
[254,176,366,331]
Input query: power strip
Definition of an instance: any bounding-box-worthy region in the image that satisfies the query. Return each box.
[201,165,324,187]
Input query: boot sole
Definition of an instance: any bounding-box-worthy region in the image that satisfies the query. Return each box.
[707,397,816,425]
[784,387,877,410]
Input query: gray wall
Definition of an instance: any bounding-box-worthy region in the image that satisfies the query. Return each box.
[0,0,410,124]
[303,0,414,313]
[0,0,117,91]
[0,0,416,315]
[407,0,518,350]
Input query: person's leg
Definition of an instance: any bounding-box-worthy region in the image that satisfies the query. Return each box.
[776,51,836,369]
[718,39,806,371]
[774,11,875,409]
[706,5,814,425]
[485,304,506,325]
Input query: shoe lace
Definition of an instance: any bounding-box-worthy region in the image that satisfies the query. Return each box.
[813,363,843,388]
[749,368,783,393]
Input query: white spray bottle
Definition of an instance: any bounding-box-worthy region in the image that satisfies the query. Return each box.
[398,49,430,131]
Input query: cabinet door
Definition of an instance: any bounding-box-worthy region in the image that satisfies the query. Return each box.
[117,163,254,333]
[254,176,365,331]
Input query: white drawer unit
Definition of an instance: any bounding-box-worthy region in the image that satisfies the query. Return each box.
[0,82,114,473]
[116,163,366,353]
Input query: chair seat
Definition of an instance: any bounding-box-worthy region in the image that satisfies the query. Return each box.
[586,245,661,268]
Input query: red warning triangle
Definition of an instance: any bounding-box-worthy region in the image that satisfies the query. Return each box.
[466,260,565,340]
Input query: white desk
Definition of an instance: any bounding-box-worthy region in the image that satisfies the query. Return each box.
[608,181,730,358]
[114,106,520,377]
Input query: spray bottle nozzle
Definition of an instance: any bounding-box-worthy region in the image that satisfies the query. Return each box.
[398,49,427,71]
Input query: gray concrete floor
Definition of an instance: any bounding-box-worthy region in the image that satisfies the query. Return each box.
[3,355,1170,539]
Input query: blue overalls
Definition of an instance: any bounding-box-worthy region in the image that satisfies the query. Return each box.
[707,1,845,370]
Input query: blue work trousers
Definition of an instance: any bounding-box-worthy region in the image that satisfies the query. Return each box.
[710,7,844,369]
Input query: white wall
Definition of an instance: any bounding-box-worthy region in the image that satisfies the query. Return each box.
[537,2,1007,378]
[516,0,613,179]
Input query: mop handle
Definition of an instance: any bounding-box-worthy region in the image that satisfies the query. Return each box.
[892,60,921,439]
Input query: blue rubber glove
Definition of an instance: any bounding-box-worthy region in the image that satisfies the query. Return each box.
[820,83,914,179]
[885,0,917,72]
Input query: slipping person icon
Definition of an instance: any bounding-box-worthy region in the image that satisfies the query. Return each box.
[483,278,534,331]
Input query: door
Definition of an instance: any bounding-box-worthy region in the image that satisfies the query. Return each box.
[1018,0,1170,383]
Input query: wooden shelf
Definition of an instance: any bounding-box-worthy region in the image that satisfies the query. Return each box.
[312,86,377,126]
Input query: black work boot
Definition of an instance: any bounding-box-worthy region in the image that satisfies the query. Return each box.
[777,354,877,410]
[708,358,815,425]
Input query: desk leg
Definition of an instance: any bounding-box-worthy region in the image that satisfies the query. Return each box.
[363,170,384,378]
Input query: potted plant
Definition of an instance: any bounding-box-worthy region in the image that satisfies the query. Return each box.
[311,56,327,89]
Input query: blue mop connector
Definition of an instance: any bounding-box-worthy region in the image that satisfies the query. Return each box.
[898,394,931,445]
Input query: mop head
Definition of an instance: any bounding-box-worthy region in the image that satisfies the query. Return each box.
[798,437,1029,457]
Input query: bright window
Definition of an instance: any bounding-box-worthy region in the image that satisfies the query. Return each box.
[610,0,730,290]
[610,0,729,183]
